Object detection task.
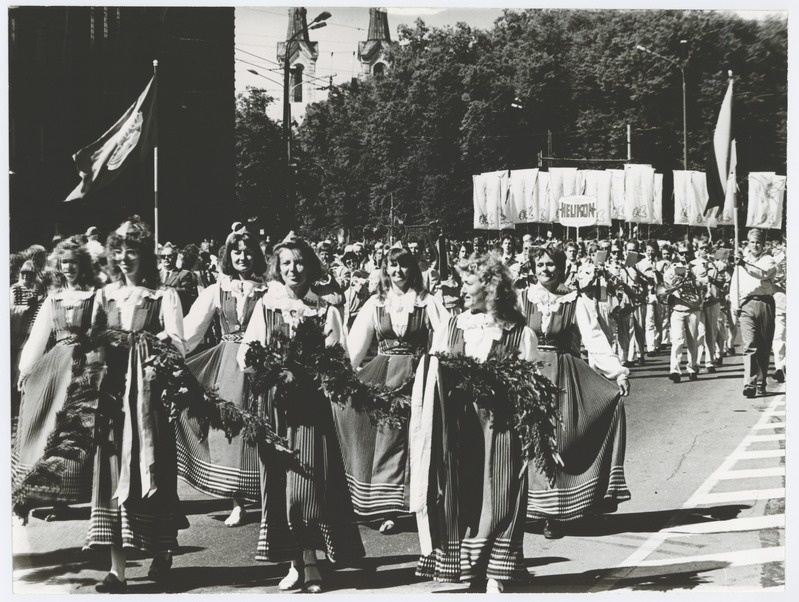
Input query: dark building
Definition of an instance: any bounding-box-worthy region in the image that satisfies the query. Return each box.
[8,6,235,250]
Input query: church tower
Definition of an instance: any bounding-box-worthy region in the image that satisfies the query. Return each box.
[277,7,320,118]
[358,8,392,77]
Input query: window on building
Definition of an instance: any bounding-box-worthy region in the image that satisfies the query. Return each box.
[373,63,386,77]
[291,64,303,103]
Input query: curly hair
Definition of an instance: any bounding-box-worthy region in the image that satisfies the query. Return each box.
[533,247,567,280]
[220,231,267,278]
[105,215,160,288]
[460,253,525,328]
[266,238,324,286]
[46,235,96,292]
[377,246,425,301]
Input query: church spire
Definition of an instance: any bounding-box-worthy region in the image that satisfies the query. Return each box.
[358,8,393,77]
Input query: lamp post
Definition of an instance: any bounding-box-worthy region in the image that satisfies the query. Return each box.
[636,41,688,170]
[282,11,331,227]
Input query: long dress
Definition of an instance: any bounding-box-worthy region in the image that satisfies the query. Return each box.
[175,275,267,501]
[520,282,631,521]
[12,289,95,505]
[332,290,448,518]
[412,311,538,583]
[84,283,189,554]
[237,283,365,564]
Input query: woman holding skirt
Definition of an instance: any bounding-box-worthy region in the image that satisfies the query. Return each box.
[520,247,631,539]
[176,226,268,526]
[13,236,98,519]
[86,217,188,592]
[412,254,538,593]
[238,237,364,594]
[333,245,448,532]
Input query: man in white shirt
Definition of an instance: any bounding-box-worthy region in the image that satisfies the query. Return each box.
[730,228,776,397]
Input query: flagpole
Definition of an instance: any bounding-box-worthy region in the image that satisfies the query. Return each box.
[153,59,159,252]
[729,72,741,319]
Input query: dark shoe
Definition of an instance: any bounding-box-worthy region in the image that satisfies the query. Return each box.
[638,356,646,366]
[622,361,635,368]
[774,369,785,383]
[95,573,127,594]
[743,385,757,398]
[669,372,681,383]
[688,373,698,381]
[715,357,724,366]
[758,384,767,395]
[148,553,172,582]
[706,366,716,374]
[543,519,564,540]
[302,563,323,594]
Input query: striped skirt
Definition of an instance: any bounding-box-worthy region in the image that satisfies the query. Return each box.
[12,344,93,506]
[332,353,413,518]
[527,351,631,521]
[175,341,260,501]
[255,388,365,564]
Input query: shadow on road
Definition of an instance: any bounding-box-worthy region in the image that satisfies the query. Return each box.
[515,559,731,592]
[525,504,750,537]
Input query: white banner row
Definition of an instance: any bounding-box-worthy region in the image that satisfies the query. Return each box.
[473,166,786,230]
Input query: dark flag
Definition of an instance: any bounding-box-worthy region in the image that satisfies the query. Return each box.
[64,76,157,202]
[705,77,735,216]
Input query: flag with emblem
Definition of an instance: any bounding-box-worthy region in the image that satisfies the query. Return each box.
[64,76,157,202]
[705,76,735,217]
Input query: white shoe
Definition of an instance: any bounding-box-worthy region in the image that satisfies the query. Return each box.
[224,505,245,527]
[486,578,505,594]
[279,566,301,591]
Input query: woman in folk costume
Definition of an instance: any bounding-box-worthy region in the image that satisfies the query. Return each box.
[519,247,631,540]
[332,244,449,532]
[412,254,538,593]
[13,236,98,520]
[175,225,268,526]
[237,236,364,594]
[87,216,188,592]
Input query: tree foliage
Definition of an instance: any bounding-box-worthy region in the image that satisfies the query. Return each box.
[287,9,786,240]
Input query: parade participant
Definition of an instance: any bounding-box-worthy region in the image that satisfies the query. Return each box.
[636,240,663,354]
[730,228,776,397]
[175,225,268,527]
[363,240,385,273]
[662,242,703,383]
[515,233,534,264]
[563,241,580,289]
[160,242,198,314]
[85,226,105,262]
[771,242,786,383]
[618,240,647,366]
[332,245,448,533]
[10,260,43,403]
[13,236,97,520]
[88,216,188,592]
[521,247,630,540]
[414,254,538,593]
[237,236,364,594]
[499,233,519,273]
[409,240,441,294]
[343,268,371,328]
[692,240,724,373]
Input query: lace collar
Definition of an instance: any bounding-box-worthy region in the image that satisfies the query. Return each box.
[104,282,164,306]
[526,282,577,309]
[218,274,267,297]
[381,289,422,312]
[263,282,326,317]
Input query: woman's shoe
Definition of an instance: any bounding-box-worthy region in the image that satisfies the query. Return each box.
[543,519,564,540]
[486,578,505,593]
[95,573,127,593]
[278,565,302,591]
[224,505,245,527]
[378,519,397,534]
[148,552,173,581]
[302,563,323,594]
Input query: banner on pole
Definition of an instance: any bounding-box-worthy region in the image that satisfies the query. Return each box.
[559,195,598,228]
[747,172,786,229]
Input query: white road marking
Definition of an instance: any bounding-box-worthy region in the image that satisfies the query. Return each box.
[623,546,784,568]
[743,433,785,443]
[751,422,785,430]
[735,449,785,460]
[663,514,785,534]
[717,467,785,479]
[691,488,785,505]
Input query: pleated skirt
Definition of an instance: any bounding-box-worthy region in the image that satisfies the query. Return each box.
[527,351,630,521]
[331,353,413,518]
[175,341,260,501]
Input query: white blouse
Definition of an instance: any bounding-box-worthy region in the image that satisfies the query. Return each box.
[346,290,450,369]
[431,310,538,363]
[237,283,345,372]
[183,274,268,354]
[18,288,95,378]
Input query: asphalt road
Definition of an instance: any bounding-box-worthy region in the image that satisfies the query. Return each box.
[10,345,786,594]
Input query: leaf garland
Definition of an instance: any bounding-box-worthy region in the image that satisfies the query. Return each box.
[435,351,563,485]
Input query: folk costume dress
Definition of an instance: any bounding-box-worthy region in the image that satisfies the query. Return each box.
[332,290,449,518]
[85,283,189,555]
[411,311,538,584]
[237,283,365,564]
[12,289,95,505]
[175,274,268,501]
[520,282,631,522]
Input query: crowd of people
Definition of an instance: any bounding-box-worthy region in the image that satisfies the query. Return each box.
[9,217,785,593]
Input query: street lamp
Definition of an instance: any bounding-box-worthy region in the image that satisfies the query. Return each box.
[636,41,688,170]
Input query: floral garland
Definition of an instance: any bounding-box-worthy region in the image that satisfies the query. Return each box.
[12,326,307,519]
[243,315,412,431]
[435,351,563,485]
